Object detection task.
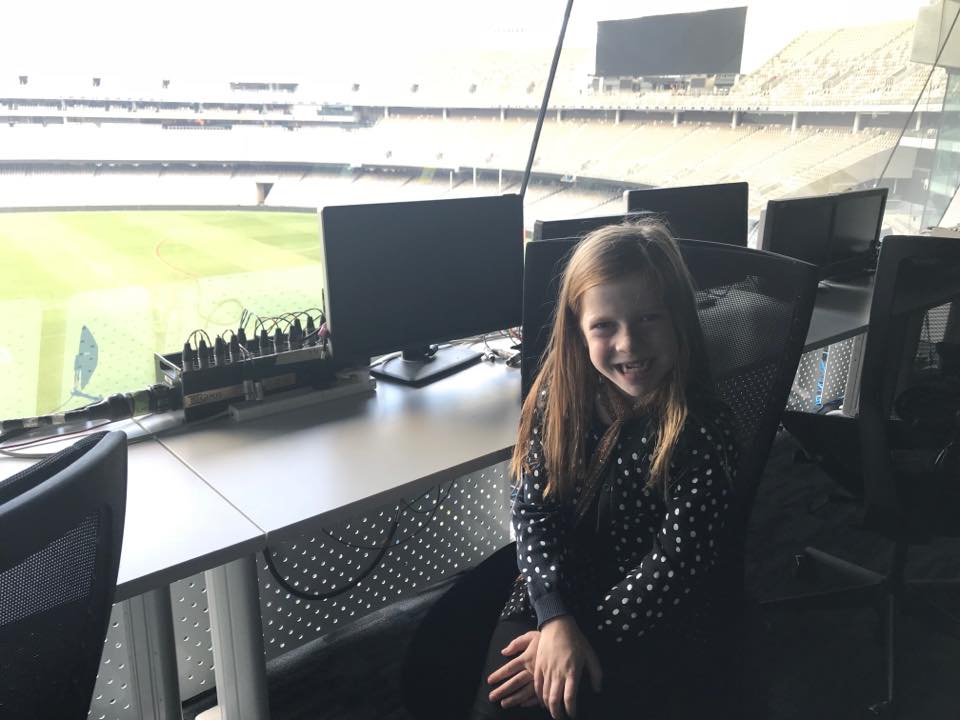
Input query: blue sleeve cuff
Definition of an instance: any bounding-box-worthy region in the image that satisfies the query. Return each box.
[533,592,571,629]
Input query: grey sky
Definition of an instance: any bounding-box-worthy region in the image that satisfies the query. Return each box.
[1,0,930,80]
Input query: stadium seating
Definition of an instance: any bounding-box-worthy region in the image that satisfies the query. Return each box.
[727,21,936,107]
[0,17,936,242]
[0,115,898,219]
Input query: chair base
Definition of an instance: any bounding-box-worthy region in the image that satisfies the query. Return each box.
[761,544,960,719]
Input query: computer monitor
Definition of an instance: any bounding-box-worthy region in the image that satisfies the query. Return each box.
[762,195,834,267]
[762,188,887,280]
[521,238,578,399]
[320,194,524,385]
[624,181,748,246]
[828,189,888,278]
[532,211,652,242]
[529,210,735,308]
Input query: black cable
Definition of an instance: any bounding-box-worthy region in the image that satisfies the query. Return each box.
[323,479,456,550]
[0,427,32,445]
[187,328,212,347]
[262,512,400,601]
[0,420,116,458]
[1,383,181,443]
[262,478,457,600]
[399,483,447,516]
[46,393,84,416]
[302,307,326,324]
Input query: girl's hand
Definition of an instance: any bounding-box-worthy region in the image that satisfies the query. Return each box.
[487,631,541,709]
[534,616,602,720]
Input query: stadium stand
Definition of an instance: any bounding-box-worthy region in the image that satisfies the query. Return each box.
[352,118,896,212]
[0,17,941,240]
[0,116,901,216]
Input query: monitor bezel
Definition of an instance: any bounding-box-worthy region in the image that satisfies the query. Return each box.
[532,211,653,243]
[623,181,749,247]
[761,187,887,281]
[823,187,888,279]
[320,193,524,368]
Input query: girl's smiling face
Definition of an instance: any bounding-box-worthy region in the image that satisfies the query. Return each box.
[579,275,678,400]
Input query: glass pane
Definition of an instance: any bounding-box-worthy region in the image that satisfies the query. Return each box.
[0,0,952,420]
[0,3,556,420]
[534,0,936,244]
[873,0,957,233]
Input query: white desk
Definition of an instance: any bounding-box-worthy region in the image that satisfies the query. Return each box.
[144,361,521,542]
[804,278,874,352]
[133,360,521,718]
[111,438,264,601]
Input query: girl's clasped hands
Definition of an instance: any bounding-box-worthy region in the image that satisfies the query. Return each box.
[488,616,602,720]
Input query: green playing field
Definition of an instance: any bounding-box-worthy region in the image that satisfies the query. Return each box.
[0,209,324,421]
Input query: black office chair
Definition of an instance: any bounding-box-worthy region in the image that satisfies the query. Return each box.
[402,239,818,720]
[0,430,127,720]
[764,234,960,718]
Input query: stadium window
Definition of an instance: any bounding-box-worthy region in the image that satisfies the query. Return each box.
[0,0,948,427]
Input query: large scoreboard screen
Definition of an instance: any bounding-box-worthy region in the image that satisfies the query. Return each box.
[596,7,747,77]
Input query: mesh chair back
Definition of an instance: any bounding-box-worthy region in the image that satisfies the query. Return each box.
[857,235,960,526]
[0,431,127,720]
[522,238,818,513]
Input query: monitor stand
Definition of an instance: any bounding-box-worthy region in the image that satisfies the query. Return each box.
[371,345,482,386]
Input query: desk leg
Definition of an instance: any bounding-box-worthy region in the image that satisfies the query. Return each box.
[205,555,271,720]
[122,587,183,720]
[841,334,866,417]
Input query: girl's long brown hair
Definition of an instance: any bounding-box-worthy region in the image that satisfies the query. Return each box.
[511,219,712,500]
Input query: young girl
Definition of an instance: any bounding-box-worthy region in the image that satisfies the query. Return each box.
[470,220,741,719]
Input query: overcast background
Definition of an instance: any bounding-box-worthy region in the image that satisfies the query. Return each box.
[0,0,931,80]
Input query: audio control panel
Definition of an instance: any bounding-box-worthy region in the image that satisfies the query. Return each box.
[155,309,336,421]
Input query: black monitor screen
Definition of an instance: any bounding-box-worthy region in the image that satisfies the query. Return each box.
[829,189,887,264]
[624,182,748,246]
[762,188,887,279]
[521,238,578,399]
[321,194,524,365]
[533,211,652,242]
[762,196,833,267]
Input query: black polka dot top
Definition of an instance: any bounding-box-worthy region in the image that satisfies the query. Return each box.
[501,394,740,650]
